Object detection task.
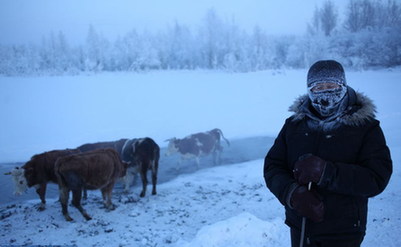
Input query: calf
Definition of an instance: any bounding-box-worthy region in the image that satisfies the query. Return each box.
[55,148,127,221]
[166,128,230,168]
[121,137,160,197]
[77,138,137,191]
[5,149,80,211]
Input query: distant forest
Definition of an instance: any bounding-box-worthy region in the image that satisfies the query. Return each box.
[1,0,400,75]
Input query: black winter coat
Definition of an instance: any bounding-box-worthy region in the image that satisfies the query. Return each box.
[264,88,392,235]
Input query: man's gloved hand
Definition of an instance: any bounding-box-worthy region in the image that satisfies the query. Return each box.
[293,154,326,185]
[290,185,324,223]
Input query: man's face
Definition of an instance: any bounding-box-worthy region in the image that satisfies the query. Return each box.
[308,81,347,117]
[310,82,340,93]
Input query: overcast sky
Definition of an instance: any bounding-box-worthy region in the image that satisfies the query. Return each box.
[0,0,349,45]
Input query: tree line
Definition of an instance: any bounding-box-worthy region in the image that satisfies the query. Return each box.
[0,0,400,76]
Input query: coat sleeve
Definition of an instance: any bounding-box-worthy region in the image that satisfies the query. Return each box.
[318,121,393,197]
[264,119,298,206]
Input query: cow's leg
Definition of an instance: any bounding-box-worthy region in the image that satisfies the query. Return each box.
[217,144,223,164]
[72,188,91,221]
[139,162,148,197]
[151,160,158,195]
[82,187,88,200]
[36,183,47,211]
[101,183,115,211]
[212,151,217,165]
[195,157,200,169]
[59,185,73,221]
[212,150,221,165]
[176,158,182,171]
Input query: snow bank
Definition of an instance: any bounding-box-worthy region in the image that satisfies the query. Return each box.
[176,212,289,247]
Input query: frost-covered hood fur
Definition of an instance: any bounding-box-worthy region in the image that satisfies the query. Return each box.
[289,87,376,127]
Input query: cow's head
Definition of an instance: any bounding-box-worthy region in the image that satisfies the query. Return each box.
[165,138,178,156]
[121,138,138,166]
[123,140,139,167]
[5,167,29,195]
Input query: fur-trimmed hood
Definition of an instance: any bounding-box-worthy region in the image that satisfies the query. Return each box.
[289,87,377,127]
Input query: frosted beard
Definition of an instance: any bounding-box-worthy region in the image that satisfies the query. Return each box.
[308,84,347,118]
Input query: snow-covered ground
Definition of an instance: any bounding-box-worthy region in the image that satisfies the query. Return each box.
[0,69,400,246]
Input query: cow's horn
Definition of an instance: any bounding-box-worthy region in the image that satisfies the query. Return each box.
[4,172,11,175]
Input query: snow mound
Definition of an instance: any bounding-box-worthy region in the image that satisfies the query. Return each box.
[176,212,289,247]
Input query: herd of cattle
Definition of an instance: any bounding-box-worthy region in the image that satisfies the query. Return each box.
[4,128,230,221]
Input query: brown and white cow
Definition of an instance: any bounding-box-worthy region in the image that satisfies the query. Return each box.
[5,149,81,211]
[120,137,160,197]
[55,148,127,221]
[165,128,230,169]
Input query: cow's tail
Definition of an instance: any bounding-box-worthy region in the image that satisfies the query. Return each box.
[214,128,230,146]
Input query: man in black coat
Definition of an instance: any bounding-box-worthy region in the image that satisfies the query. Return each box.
[264,60,392,247]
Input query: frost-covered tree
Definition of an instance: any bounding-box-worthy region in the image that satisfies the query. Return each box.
[374,0,401,28]
[136,32,161,70]
[0,42,40,75]
[222,18,249,71]
[340,0,401,67]
[308,0,338,36]
[307,7,321,36]
[344,0,376,32]
[271,36,296,69]
[162,21,195,69]
[320,0,338,36]
[85,25,110,71]
[113,29,141,70]
[198,8,225,69]
[1,3,401,75]
[248,26,274,70]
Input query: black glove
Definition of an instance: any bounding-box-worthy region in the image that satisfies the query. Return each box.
[293,154,326,185]
[290,185,324,223]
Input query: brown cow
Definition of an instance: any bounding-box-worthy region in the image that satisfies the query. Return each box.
[5,149,80,211]
[77,138,135,191]
[55,148,127,221]
[166,128,230,169]
[78,138,160,196]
